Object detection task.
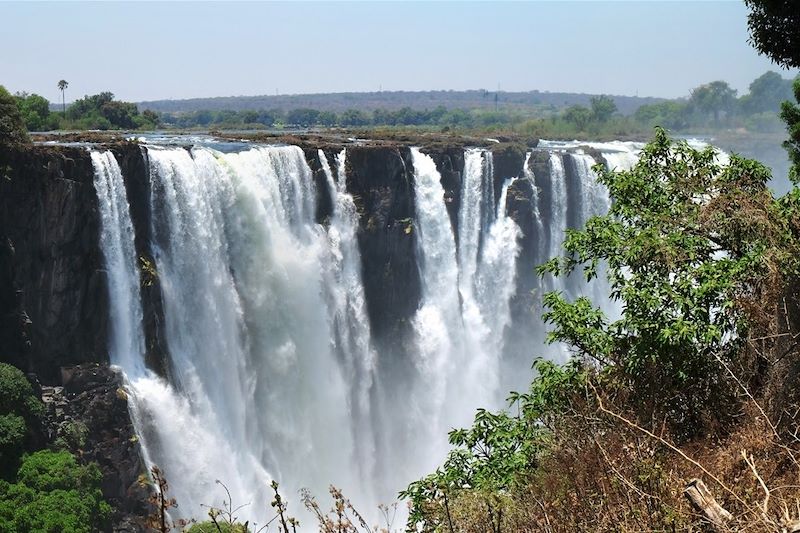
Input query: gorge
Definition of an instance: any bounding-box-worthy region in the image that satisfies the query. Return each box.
[0,134,640,529]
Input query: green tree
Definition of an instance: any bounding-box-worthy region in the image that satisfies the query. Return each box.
[14,92,52,131]
[140,109,160,129]
[739,70,794,114]
[0,450,112,533]
[340,108,369,126]
[745,0,800,69]
[286,108,320,127]
[402,358,584,531]
[563,104,592,130]
[781,78,800,184]
[57,79,68,117]
[0,86,30,145]
[539,128,792,438]
[99,100,139,129]
[634,100,689,129]
[690,80,737,126]
[0,363,44,477]
[741,1,800,183]
[590,95,617,123]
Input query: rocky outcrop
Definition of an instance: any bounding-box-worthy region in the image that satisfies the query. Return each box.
[421,145,465,238]
[110,144,170,377]
[345,145,420,348]
[490,142,528,200]
[42,363,150,532]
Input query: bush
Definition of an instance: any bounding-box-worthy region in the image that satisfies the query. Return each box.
[0,363,44,419]
[539,127,793,438]
[0,86,29,145]
[0,414,26,476]
[0,363,44,478]
[0,450,111,533]
[187,522,249,533]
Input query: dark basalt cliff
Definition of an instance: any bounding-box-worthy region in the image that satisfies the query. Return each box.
[0,144,159,531]
[346,145,420,347]
[0,145,108,381]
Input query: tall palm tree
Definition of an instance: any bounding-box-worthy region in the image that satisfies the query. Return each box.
[57,80,68,117]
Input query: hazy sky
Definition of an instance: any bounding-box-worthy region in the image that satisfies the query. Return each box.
[1,1,796,103]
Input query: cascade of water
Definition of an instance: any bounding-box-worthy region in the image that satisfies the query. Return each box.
[91,150,146,377]
[91,149,254,523]
[458,149,485,294]
[91,139,629,530]
[409,148,462,453]
[410,146,520,455]
[601,148,640,172]
[522,151,545,262]
[131,145,369,523]
[319,148,377,484]
[547,152,568,272]
[570,152,611,226]
[473,177,521,380]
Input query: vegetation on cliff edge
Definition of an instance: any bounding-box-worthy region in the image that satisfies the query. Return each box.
[0,363,112,533]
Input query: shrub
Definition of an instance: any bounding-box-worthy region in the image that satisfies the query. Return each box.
[0,363,44,419]
[0,363,44,478]
[0,86,29,145]
[0,450,111,532]
[187,522,249,533]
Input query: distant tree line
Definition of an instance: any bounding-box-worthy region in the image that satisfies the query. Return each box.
[154,71,798,138]
[157,105,536,130]
[11,86,159,132]
[5,70,796,136]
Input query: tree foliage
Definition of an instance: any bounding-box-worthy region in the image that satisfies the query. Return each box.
[563,104,592,130]
[0,363,43,477]
[690,81,737,125]
[65,91,158,130]
[0,450,112,533]
[0,86,29,145]
[740,70,795,114]
[539,127,795,437]
[13,93,57,132]
[745,0,800,69]
[781,78,800,184]
[590,95,617,123]
[401,359,585,531]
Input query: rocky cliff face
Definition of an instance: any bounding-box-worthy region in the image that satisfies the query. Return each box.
[1,139,545,382]
[346,145,420,350]
[0,144,157,532]
[0,145,108,382]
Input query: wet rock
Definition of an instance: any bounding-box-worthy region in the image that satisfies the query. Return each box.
[45,363,150,531]
[345,145,421,348]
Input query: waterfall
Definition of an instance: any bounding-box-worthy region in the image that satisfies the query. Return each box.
[547,152,568,275]
[410,147,520,465]
[91,151,146,376]
[570,152,612,225]
[319,148,377,483]
[90,139,627,530]
[409,148,462,452]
